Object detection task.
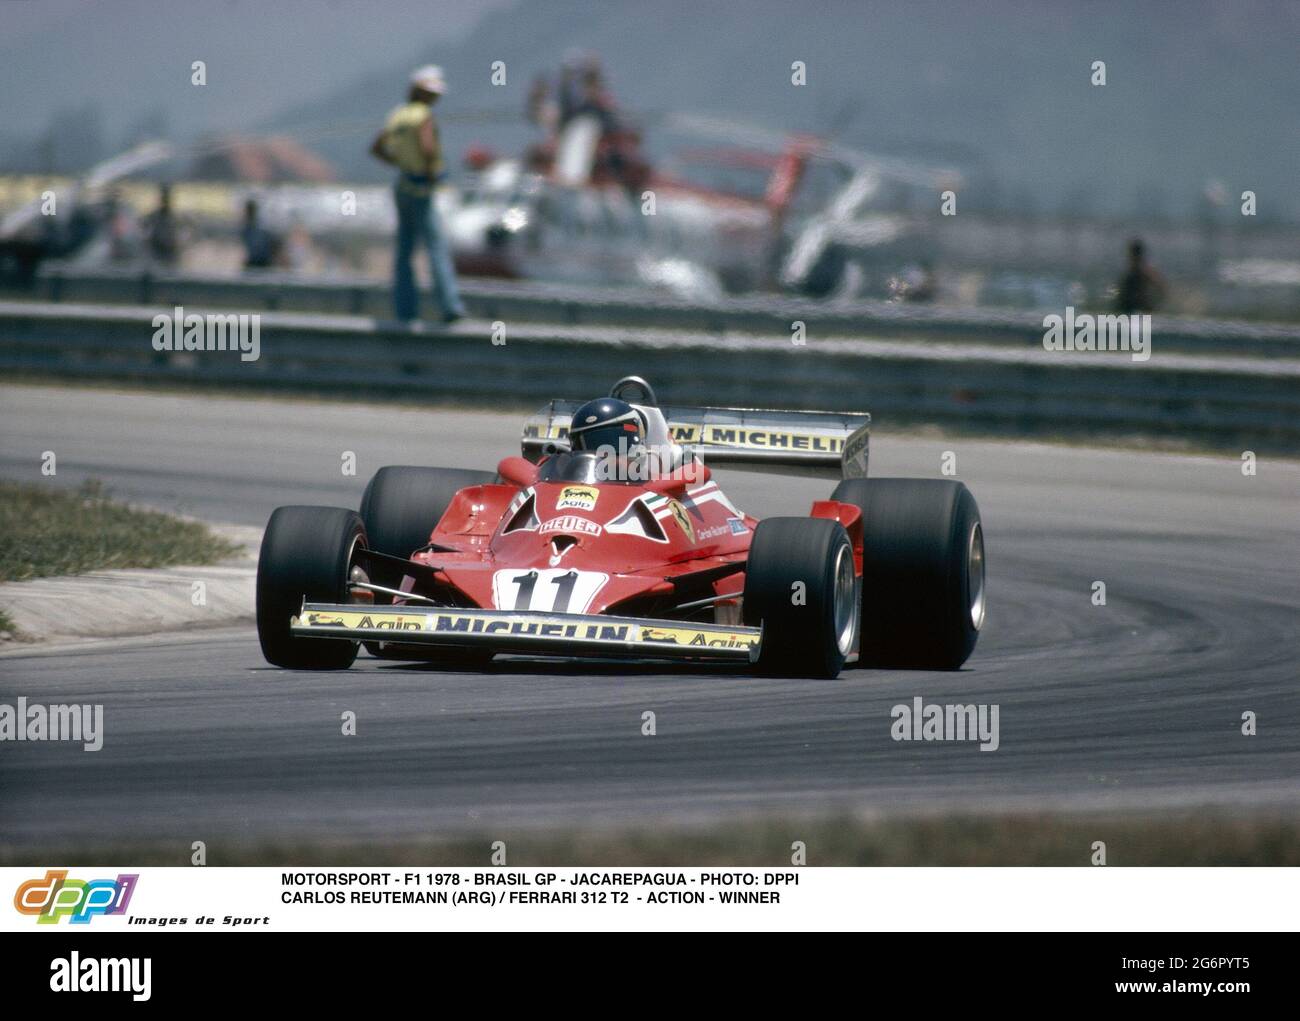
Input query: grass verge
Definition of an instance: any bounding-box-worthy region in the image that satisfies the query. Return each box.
[0,478,239,583]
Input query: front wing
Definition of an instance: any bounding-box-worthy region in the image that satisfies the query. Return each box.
[291,604,762,663]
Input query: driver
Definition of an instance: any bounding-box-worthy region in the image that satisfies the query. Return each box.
[572,395,647,463]
[569,395,691,481]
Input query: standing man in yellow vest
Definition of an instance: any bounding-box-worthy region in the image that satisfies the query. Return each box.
[370,65,466,324]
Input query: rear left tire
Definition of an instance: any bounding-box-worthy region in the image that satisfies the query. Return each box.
[359,465,499,668]
[831,478,985,669]
[360,465,498,587]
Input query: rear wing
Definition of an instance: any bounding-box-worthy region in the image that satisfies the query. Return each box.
[522,400,870,479]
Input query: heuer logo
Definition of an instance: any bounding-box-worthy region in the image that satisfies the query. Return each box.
[539,515,602,537]
[557,485,599,511]
[14,869,138,924]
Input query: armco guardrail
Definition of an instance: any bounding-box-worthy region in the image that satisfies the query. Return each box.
[2,300,1298,452]
[14,266,1300,358]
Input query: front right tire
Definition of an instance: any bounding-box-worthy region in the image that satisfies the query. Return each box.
[256,505,366,670]
[742,517,858,679]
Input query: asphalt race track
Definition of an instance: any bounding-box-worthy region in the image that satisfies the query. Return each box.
[1,384,1297,854]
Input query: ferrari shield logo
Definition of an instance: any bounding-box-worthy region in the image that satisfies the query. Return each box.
[667,499,695,543]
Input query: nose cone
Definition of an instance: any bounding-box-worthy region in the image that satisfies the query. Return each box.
[489,483,604,567]
[481,482,694,614]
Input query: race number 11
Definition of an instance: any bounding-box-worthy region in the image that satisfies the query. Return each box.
[491,569,608,613]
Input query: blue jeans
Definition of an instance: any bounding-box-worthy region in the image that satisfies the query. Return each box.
[393,183,465,320]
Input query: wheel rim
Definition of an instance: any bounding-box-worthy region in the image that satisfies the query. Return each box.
[342,534,367,637]
[967,521,986,632]
[347,536,372,606]
[832,542,857,655]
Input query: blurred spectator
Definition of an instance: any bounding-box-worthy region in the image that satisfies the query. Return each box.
[282,215,314,272]
[574,66,618,133]
[141,184,183,266]
[526,74,559,134]
[524,138,556,175]
[888,261,937,303]
[240,198,280,270]
[560,55,644,190]
[557,51,588,127]
[906,260,937,302]
[370,64,465,323]
[104,190,140,263]
[1115,238,1167,313]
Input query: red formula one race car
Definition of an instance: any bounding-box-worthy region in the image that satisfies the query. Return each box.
[256,377,985,678]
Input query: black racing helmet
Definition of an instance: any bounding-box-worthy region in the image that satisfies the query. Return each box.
[568,397,644,453]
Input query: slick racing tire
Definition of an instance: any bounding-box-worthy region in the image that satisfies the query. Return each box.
[831,478,985,670]
[256,506,366,670]
[743,517,858,679]
[360,466,498,589]
[359,465,498,667]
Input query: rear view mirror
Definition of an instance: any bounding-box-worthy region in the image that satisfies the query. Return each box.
[496,456,539,487]
[643,461,710,496]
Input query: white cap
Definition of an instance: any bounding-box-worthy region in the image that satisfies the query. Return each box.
[410,65,447,95]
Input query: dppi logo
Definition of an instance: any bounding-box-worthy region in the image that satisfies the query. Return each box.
[14,869,138,924]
